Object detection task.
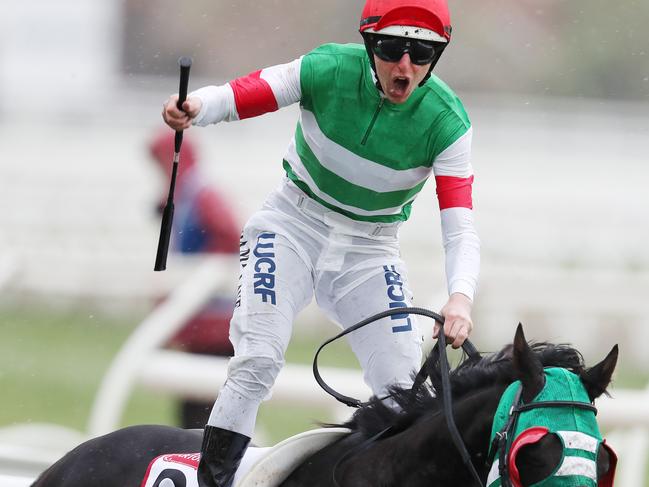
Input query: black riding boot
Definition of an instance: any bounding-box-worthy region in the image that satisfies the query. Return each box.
[197,425,251,487]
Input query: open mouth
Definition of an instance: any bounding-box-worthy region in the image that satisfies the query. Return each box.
[389,76,411,98]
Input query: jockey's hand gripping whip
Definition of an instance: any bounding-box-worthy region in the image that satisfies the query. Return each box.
[154,56,192,271]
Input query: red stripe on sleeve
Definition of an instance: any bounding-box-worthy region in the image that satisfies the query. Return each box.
[229,70,279,120]
[435,175,474,210]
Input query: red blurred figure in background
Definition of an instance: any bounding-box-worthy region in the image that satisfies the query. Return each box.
[149,130,240,427]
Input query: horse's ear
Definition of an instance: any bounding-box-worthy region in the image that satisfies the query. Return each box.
[513,324,545,403]
[581,345,618,402]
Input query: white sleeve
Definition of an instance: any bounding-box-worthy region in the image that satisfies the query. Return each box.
[191,84,239,126]
[190,57,302,127]
[259,57,302,108]
[432,127,473,178]
[440,205,481,301]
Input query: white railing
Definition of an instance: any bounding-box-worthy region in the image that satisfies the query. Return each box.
[0,253,18,291]
[0,474,35,487]
[597,388,649,486]
[87,256,239,436]
[137,351,361,422]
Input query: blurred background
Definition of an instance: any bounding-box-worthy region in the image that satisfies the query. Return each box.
[0,0,648,484]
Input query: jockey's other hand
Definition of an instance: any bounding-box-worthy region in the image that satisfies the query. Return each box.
[162,95,202,131]
[435,293,473,349]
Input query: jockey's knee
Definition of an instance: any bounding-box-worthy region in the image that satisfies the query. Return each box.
[363,342,421,398]
[226,355,284,400]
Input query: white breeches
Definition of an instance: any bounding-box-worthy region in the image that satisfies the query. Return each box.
[208,180,423,436]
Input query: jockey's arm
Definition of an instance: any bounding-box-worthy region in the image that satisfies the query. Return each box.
[432,127,481,348]
[162,58,303,131]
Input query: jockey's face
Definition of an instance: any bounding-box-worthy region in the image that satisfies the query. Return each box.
[374,52,431,104]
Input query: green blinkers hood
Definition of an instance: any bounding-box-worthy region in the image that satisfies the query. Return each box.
[486,368,610,487]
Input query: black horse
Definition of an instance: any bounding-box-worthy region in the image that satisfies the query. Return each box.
[32,325,617,487]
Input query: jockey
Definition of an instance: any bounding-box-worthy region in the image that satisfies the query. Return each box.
[162,0,480,486]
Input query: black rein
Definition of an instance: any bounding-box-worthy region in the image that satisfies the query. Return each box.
[312,306,484,487]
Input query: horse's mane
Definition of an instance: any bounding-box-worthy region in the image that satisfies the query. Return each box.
[339,341,586,438]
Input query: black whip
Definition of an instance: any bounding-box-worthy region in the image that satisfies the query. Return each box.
[154,56,192,271]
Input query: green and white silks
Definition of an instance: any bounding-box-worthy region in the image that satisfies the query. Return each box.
[286,43,471,222]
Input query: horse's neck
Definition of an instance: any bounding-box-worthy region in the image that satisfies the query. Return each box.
[419,387,504,472]
[342,387,504,486]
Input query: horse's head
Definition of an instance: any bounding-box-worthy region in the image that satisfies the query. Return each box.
[486,324,618,487]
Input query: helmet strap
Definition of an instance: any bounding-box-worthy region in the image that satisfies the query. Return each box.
[361,34,384,92]
[420,44,446,84]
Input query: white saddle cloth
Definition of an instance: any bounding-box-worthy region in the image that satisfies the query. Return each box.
[141,427,350,487]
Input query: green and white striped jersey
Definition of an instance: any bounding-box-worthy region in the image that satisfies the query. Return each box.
[190,42,479,299]
[288,43,471,223]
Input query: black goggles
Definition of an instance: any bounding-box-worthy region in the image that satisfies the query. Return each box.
[368,34,441,65]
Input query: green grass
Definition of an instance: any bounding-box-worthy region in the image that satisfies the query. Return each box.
[0,305,174,430]
[0,304,359,443]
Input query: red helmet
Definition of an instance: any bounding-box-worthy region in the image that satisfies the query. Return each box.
[359,0,451,87]
[359,0,451,43]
